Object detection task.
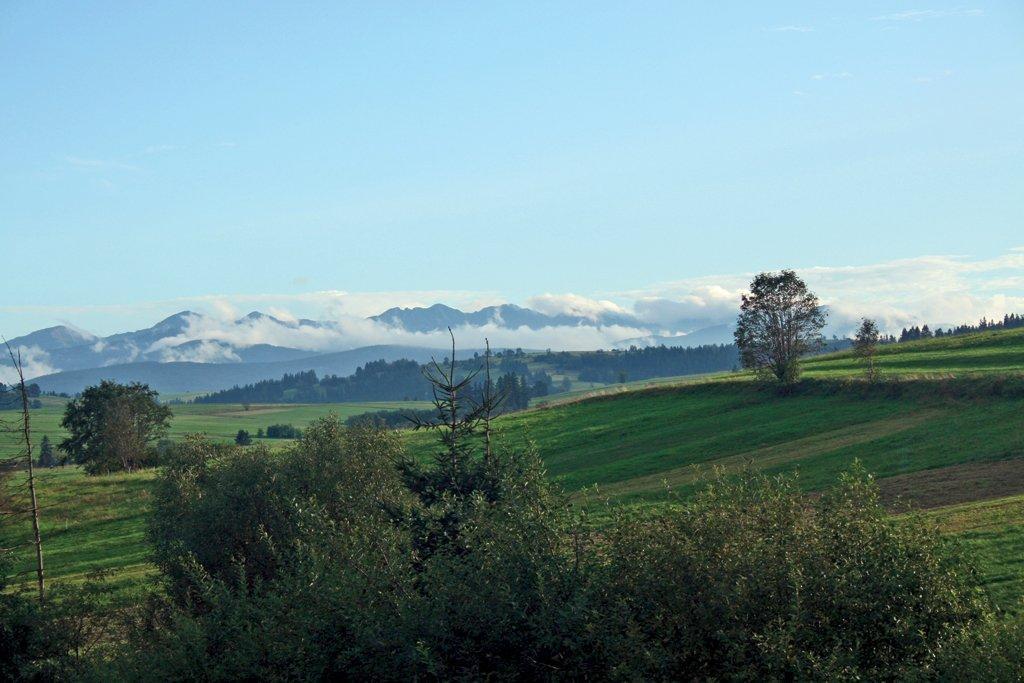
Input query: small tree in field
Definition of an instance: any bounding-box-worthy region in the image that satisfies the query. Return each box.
[734,270,826,384]
[234,429,252,446]
[38,435,56,468]
[853,318,880,381]
[59,381,172,474]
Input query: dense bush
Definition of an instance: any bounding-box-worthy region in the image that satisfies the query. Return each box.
[345,407,435,429]
[577,468,989,679]
[263,423,301,439]
[0,568,121,681]
[93,417,1022,680]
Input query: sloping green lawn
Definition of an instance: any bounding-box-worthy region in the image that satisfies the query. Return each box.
[925,494,1024,614]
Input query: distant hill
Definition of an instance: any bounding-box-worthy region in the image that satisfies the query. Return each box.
[614,323,737,349]
[190,344,743,403]
[31,345,459,394]
[7,304,659,381]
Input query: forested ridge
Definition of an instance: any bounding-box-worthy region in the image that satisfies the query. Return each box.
[195,344,743,404]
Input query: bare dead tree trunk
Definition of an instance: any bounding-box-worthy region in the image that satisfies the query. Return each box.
[483,338,493,467]
[4,339,45,602]
[446,328,459,480]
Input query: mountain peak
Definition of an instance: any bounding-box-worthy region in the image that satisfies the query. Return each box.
[155,310,198,325]
[6,325,96,352]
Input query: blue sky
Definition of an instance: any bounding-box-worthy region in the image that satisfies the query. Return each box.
[2,1,1022,338]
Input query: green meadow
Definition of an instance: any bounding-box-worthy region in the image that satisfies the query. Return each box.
[0,399,431,461]
[927,494,1024,613]
[804,327,1024,377]
[3,327,1024,612]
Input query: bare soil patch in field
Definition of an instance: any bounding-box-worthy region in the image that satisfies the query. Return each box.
[879,458,1024,511]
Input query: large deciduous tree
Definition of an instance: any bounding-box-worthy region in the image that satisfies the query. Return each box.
[59,381,172,474]
[734,270,826,384]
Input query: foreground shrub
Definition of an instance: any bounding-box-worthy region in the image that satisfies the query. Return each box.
[578,466,989,679]
[0,569,123,681]
[144,422,419,678]
[931,611,1024,681]
[409,444,587,678]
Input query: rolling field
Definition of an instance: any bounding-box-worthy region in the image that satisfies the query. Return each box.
[927,493,1024,613]
[3,467,158,601]
[803,327,1024,377]
[475,380,1024,500]
[0,399,431,461]
[3,327,1024,611]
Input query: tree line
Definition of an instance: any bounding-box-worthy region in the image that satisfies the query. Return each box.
[0,381,42,410]
[898,313,1024,342]
[536,343,741,384]
[195,345,744,406]
[194,357,557,409]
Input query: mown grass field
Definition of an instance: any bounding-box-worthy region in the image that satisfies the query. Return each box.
[478,380,1024,500]
[3,327,1024,611]
[3,467,158,602]
[803,327,1024,377]
[927,494,1024,613]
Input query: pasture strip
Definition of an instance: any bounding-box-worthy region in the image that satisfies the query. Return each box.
[599,409,946,497]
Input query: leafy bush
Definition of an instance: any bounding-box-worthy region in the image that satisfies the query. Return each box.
[345,407,434,429]
[0,570,122,681]
[263,423,301,439]
[577,466,989,679]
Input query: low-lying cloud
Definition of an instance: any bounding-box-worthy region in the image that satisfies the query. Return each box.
[525,293,632,321]
[0,346,59,384]
[149,312,653,360]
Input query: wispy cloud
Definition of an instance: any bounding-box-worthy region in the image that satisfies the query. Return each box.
[914,69,954,83]
[811,71,853,81]
[871,8,983,22]
[139,144,176,156]
[526,293,631,321]
[0,345,59,384]
[145,311,652,360]
[64,156,138,171]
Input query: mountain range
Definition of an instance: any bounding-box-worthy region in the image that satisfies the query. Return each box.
[3,304,736,394]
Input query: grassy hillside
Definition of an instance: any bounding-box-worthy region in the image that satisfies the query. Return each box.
[803,327,1024,377]
[927,493,1024,613]
[479,379,1023,501]
[2,467,158,601]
